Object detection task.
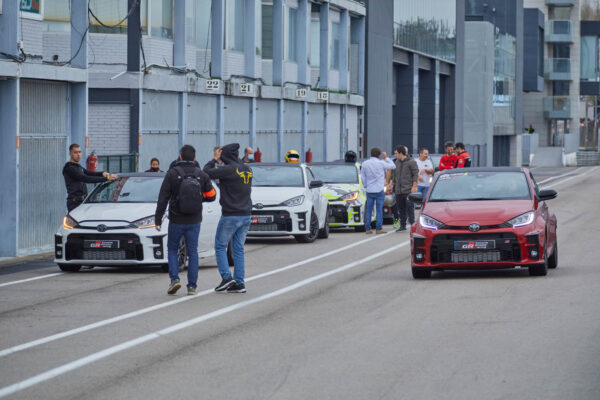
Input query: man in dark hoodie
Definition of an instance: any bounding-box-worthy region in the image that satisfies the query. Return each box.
[155,145,216,295]
[392,145,418,232]
[203,143,252,293]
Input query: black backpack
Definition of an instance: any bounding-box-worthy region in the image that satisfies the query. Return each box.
[174,166,204,214]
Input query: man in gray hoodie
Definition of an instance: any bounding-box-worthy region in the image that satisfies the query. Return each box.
[392,145,419,231]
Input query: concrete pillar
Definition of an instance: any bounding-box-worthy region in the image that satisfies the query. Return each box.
[245,0,258,78]
[0,0,20,58]
[393,54,418,152]
[71,0,88,68]
[323,103,329,161]
[211,0,225,78]
[178,92,188,150]
[297,0,310,85]
[0,79,19,256]
[418,60,438,155]
[277,99,284,162]
[339,10,350,92]
[357,16,366,96]
[302,101,308,156]
[273,0,284,85]
[173,0,186,67]
[71,0,89,158]
[454,0,465,143]
[249,98,256,148]
[127,0,141,71]
[70,83,88,158]
[217,95,225,146]
[319,3,330,89]
[341,104,348,156]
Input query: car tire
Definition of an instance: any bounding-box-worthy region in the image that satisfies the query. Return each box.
[529,238,548,276]
[547,239,558,269]
[354,224,366,232]
[295,210,319,243]
[177,237,188,272]
[412,267,431,279]
[227,241,235,266]
[318,208,330,239]
[58,264,82,272]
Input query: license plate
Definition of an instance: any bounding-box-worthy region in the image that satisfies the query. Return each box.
[251,215,274,224]
[454,240,495,250]
[84,240,120,249]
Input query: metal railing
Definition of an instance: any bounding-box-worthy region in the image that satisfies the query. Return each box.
[543,96,571,119]
[545,20,572,43]
[545,0,574,6]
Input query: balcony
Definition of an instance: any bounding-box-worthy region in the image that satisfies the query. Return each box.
[546,20,573,43]
[543,96,571,119]
[545,0,575,5]
[545,58,571,81]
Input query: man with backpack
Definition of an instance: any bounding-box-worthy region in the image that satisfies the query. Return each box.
[155,145,216,295]
[203,143,252,294]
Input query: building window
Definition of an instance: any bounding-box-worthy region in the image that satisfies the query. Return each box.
[186,0,211,48]
[150,0,173,39]
[581,36,598,81]
[538,27,544,77]
[330,21,340,70]
[310,19,320,67]
[225,0,244,52]
[285,6,297,62]
[255,0,262,56]
[552,81,570,96]
[553,43,570,58]
[262,4,273,59]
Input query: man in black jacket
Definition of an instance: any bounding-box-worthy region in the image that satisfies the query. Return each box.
[155,145,216,295]
[63,144,116,212]
[203,143,252,293]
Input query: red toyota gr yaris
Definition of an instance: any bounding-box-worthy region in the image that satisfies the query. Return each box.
[409,168,558,279]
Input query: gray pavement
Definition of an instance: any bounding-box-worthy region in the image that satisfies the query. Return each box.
[0,166,599,400]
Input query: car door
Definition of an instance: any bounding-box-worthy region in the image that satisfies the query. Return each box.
[305,167,324,224]
[198,182,221,255]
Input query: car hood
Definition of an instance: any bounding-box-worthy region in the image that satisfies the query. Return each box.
[321,183,363,201]
[251,187,306,206]
[69,203,157,226]
[422,200,533,226]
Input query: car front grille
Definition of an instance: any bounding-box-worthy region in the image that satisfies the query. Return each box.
[430,233,521,264]
[329,205,348,224]
[65,234,143,261]
[250,211,292,232]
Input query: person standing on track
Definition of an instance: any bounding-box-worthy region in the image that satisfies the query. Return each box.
[361,147,396,234]
[392,145,418,232]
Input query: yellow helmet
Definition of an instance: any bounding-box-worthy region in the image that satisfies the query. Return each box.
[285,150,300,163]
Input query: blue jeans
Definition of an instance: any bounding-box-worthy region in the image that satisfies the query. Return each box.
[365,191,385,231]
[215,215,251,285]
[167,221,201,288]
[418,185,429,201]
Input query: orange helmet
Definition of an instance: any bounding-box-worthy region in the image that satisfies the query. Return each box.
[285,150,300,163]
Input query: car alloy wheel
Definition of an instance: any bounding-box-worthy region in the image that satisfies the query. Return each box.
[295,210,319,243]
[548,238,558,269]
[318,207,330,239]
[529,237,548,276]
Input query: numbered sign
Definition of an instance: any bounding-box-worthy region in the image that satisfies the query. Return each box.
[295,88,307,98]
[206,80,221,91]
[240,83,253,94]
[317,91,329,101]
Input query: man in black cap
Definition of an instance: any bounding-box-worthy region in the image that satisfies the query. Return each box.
[203,143,252,294]
[62,144,116,212]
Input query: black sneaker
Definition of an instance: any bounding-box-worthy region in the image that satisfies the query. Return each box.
[396,225,407,232]
[227,282,246,293]
[215,277,235,292]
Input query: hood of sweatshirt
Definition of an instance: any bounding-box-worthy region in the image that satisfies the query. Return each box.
[221,143,241,165]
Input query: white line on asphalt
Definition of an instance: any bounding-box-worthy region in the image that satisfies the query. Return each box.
[537,167,585,185]
[0,273,64,288]
[0,232,395,359]
[541,166,599,189]
[0,240,410,398]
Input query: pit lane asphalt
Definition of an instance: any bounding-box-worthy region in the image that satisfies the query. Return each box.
[0,166,599,400]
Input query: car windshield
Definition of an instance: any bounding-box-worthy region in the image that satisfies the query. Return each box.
[86,177,162,203]
[428,171,531,202]
[310,164,358,184]
[250,165,305,187]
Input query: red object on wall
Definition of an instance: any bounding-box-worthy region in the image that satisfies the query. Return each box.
[305,148,313,163]
[254,147,262,162]
[86,151,98,171]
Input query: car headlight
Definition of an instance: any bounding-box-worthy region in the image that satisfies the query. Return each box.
[281,195,305,207]
[419,214,444,230]
[132,215,156,229]
[506,211,534,228]
[62,215,78,230]
[338,191,359,202]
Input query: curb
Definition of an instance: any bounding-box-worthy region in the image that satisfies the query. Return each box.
[0,252,54,267]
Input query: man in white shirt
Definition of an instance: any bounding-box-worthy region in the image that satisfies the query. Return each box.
[416,148,434,201]
[360,147,396,234]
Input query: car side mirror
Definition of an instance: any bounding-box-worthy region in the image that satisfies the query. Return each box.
[408,192,423,204]
[309,180,324,189]
[538,189,557,201]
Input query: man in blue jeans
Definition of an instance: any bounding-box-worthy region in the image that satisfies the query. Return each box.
[360,147,396,234]
[204,143,253,293]
[155,145,216,295]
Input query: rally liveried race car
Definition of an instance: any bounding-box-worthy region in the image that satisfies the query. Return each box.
[310,162,371,232]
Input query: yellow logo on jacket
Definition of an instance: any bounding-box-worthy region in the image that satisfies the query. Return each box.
[236,168,252,184]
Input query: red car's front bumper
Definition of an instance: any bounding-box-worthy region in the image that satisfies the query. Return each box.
[410,226,547,270]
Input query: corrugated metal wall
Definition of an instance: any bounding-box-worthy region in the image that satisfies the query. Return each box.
[186,133,217,167]
[308,103,325,161]
[327,105,341,161]
[18,79,69,252]
[140,133,179,172]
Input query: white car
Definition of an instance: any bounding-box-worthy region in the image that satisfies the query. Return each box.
[248,163,330,243]
[54,173,228,272]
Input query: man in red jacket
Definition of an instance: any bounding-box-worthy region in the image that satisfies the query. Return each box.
[455,142,472,168]
[438,141,458,171]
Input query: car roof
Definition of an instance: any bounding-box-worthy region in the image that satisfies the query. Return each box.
[117,172,166,178]
[308,162,357,166]
[438,167,524,174]
[250,162,304,167]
